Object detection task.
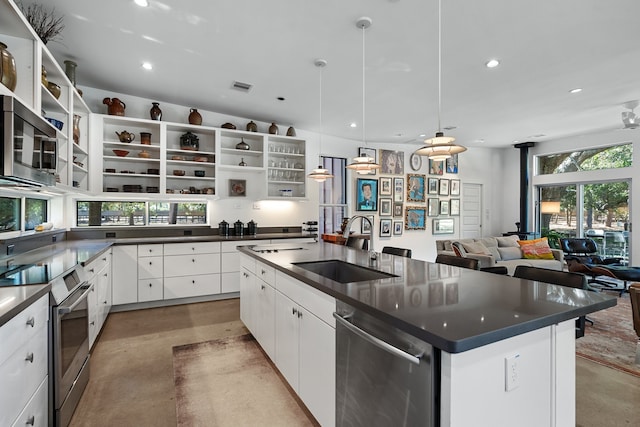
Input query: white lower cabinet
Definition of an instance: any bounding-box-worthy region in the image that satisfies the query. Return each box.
[112,245,138,305]
[138,278,164,302]
[86,250,112,349]
[164,274,221,299]
[11,377,48,427]
[164,242,221,298]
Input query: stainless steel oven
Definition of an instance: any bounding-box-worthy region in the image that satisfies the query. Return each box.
[49,266,91,427]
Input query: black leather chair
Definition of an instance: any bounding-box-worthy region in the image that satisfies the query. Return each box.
[382,246,412,258]
[513,265,590,338]
[345,237,368,250]
[435,254,478,270]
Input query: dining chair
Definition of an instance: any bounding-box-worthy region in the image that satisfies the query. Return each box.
[435,254,478,270]
[381,246,412,258]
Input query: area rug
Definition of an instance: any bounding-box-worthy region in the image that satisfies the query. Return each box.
[576,294,640,377]
[173,334,316,426]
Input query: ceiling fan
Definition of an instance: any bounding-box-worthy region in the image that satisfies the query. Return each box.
[621,100,640,129]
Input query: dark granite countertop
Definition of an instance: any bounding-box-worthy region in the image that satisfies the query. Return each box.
[238,242,617,353]
[97,233,312,245]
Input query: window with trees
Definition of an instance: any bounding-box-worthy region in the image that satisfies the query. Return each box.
[76,201,207,226]
[318,156,347,235]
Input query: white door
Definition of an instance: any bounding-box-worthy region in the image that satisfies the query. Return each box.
[461,183,482,239]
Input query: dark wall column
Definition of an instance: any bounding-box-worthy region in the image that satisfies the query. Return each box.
[513,142,535,232]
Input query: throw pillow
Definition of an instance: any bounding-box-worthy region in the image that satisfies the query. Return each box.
[497,247,522,261]
[451,241,466,257]
[461,241,491,255]
[518,237,555,260]
[486,246,502,261]
[496,235,520,247]
[443,240,453,251]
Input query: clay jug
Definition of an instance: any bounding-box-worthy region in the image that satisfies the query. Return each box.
[246,121,258,132]
[150,102,162,120]
[103,97,126,116]
[269,122,279,135]
[188,108,202,125]
[73,115,81,144]
[0,42,17,91]
[286,126,296,137]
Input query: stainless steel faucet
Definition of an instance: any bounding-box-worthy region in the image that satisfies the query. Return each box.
[342,215,377,260]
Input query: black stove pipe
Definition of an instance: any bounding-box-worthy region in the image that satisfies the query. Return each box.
[513,142,535,232]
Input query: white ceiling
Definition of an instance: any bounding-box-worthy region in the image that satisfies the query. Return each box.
[42,0,640,148]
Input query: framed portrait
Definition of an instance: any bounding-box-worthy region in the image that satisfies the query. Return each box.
[356,178,378,211]
[380,198,392,216]
[439,200,449,215]
[446,154,459,174]
[393,177,404,202]
[229,179,246,197]
[406,174,425,202]
[450,198,460,216]
[428,198,439,217]
[450,179,460,196]
[409,153,422,171]
[405,206,426,230]
[439,179,449,196]
[429,159,444,175]
[428,177,439,195]
[433,218,455,234]
[380,149,404,175]
[361,215,374,233]
[393,221,403,235]
[393,202,403,217]
[379,177,392,195]
[380,219,392,237]
[358,147,377,175]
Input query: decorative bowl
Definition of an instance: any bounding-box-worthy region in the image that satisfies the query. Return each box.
[105,168,116,173]
[138,150,150,158]
[172,155,184,161]
[221,122,236,129]
[194,170,205,177]
[47,82,61,99]
[113,149,129,157]
[173,169,185,176]
[46,117,64,130]
[147,168,159,175]
[193,155,209,162]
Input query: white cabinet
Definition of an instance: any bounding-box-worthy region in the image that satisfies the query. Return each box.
[85,249,112,349]
[0,294,49,427]
[137,244,163,302]
[112,245,138,305]
[221,241,244,293]
[163,242,221,298]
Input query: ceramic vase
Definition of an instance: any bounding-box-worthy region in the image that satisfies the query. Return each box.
[140,132,152,145]
[269,122,279,135]
[41,66,48,87]
[64,60,77,87]
[286,126,296,137]
[73,115,81,144]
[246,121,258,132]
[103,98,126,116]
[188,108,202,125]
[150,102,162,120]
[0,42,17,91]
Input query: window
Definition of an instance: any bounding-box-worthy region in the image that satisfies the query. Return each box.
[76,201,207,226]
[537,144,632,175]
[0,196,20,232]
[25,198,47,230]
[318,157,347,235]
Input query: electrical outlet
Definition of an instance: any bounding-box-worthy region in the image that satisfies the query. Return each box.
[505,353,520,391]
[253,203,260,210]
[6,244,14,256]
[233,203,241,209]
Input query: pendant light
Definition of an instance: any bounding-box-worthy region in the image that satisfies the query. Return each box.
[308,59,334,183]
[415,0,466,161]
[346,17,380,173]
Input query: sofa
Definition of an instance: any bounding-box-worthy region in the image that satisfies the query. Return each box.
[435,235,564,275]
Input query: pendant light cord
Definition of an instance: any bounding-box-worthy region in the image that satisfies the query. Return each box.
[319,62,323,156]
[362,23,366,145]
[437,0,442,133]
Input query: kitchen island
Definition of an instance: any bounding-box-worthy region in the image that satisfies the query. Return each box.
[238,241,616,427]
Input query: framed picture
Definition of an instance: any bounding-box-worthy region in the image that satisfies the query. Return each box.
[407,174,425,202]
[428,198,439,217]
[405,207,426,230]
[356,178,378,211]
[439,179,449,196]
[429,159,444,175]
[446,154,459,174]
[393,177,404,202]
[409,153,422,171]
[393,202,403,217]
[380,219,392,237]
[433,218,455,234]
[380,198,392,216]
[439,200,449,215]
[379,177,392,195]
[358,147,377,175]
[361,215,374,233]
[450,198,460,216]
[229,179,246,197]
[450,179,460,196]
[428,177,439,195]
[380,149,404,175]
[393,221,403,235]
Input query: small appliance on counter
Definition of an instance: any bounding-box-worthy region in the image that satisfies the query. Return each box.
[218,220,229,236]
[247,220,257,235]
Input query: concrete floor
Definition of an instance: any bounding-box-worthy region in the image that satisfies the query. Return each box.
[70,298,640,426]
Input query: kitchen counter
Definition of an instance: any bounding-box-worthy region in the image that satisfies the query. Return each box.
[238,242,616,353]
[0,284,50,327]
[101,232,311,245]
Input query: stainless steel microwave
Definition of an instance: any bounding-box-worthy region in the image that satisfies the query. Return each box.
[0,95,57,187]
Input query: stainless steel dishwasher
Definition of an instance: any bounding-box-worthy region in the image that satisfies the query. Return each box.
[334,301,439,427]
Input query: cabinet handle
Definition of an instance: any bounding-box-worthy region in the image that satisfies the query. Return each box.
[261,269,266,275]
[149,261,153,265]
[26,317,35,327]
[25,353,34,363]
[103,300,107,304]
[149,283,153,287]
[243,272,249,278]
[102,257,107,261]
[292,307,297,316]
[261,284,265,290]
[298,310,302,318]
[89,268,95,273]
[149,249,153,253]
[192,247,195,251]
[90,321,95,326]
[26,416,35,426]
[104,273,108,277]
[192,280,195,284]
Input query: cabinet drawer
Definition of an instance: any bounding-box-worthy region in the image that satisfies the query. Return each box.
[240,254,256,274]
[138,256,163,279]
[275,271,336,327]
[11,376,47,427]
[138,244,163,257]
[163,242,220,256]
[256,261,275,285]
[221,240,259,252]
[0,326,47,427]
[221,252,240,273]
[0,295,48,367]
[138,278,164,302]
[164,254,221,277]
[221,272,240,293]
[164,274,221,299]
[85,250,111,277]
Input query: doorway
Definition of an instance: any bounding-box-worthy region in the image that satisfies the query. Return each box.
[461,183,482,239]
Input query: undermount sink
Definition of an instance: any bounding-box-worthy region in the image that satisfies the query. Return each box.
[292,259,398,284]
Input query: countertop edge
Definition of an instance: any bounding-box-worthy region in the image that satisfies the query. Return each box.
[0,284,50,327]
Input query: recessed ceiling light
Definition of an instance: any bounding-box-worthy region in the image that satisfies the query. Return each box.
[569,88,582,94]
[474,139,485,143]
[485,59,500,68]
[419,133,426,138]
[142,62,153,70]
[276,97,285,101]
[134,0,149,7]
[350,123,357,128]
